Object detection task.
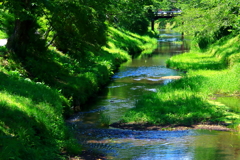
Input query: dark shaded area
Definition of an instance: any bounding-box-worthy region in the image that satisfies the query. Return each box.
[68,150,106,160]
[0,104,60,159]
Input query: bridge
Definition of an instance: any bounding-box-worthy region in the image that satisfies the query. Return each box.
[151,10,182,30]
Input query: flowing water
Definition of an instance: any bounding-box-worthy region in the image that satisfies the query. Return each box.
[68,30,240,160]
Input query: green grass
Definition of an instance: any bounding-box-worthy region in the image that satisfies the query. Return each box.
[0,25,158,159]
[122,34,240,127]
[166,35,240,70]
[122,90,238,125]
[0,69,80,159]
[107,27,157,57]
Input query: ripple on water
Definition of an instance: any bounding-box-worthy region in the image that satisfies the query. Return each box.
[77,128,196,140]
[112,66,180,79]
[75,128,198,159]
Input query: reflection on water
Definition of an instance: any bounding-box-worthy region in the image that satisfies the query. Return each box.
[68,30,240,160]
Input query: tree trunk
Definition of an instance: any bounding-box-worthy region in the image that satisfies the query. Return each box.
[7,19,35,59]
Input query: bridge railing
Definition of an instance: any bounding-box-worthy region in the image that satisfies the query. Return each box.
[155,11,182,17]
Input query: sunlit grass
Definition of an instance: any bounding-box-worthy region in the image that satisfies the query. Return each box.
[122,86,240,125]
[107,27,157,57]
[0,70,80,159]
[167,35,240,70]
[122,34,240,127]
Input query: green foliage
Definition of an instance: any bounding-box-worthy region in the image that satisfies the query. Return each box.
[157,18,177,29]
[1,0,158,59]
[50,0,109,58]
[0,9,14,38]
[0,30,6,39]
[1,0,111,60]
[107,0,158,35]
[175,0,240,47]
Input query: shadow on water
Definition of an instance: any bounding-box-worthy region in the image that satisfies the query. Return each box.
[68,30,240,160]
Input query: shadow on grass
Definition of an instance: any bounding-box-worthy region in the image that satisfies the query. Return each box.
[0,106,60,160]
[15,49,114,109]
[0,71,67,113]
[0,72,79,159]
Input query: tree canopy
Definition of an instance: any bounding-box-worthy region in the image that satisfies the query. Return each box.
[175,0,240,47]
[1,0,169,61]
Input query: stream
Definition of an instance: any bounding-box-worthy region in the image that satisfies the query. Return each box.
[68,30,240,160]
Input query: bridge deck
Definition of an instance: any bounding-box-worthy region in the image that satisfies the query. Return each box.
[154,11,181,19]
[152,11,182,30]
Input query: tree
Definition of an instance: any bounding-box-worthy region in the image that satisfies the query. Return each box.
[175,0,240,47]
[1,0,111,60]
[106,0,157,34]
[50,0,109,58]
[2,0,48,59]
[1,0,165,60]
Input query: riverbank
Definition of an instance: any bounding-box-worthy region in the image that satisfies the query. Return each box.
[118,34,240,130]
[110,121,232,131]
[0,26,157,159]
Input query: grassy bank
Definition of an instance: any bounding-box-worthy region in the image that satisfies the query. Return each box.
[166,35,240,70]
[0,26,157,159]
[121,34,240,128]
[0,68,79,159]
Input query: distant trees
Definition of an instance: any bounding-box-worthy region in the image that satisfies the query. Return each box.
[106,0,178,34]
[175,0,240,47]
[106,0,153,34]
